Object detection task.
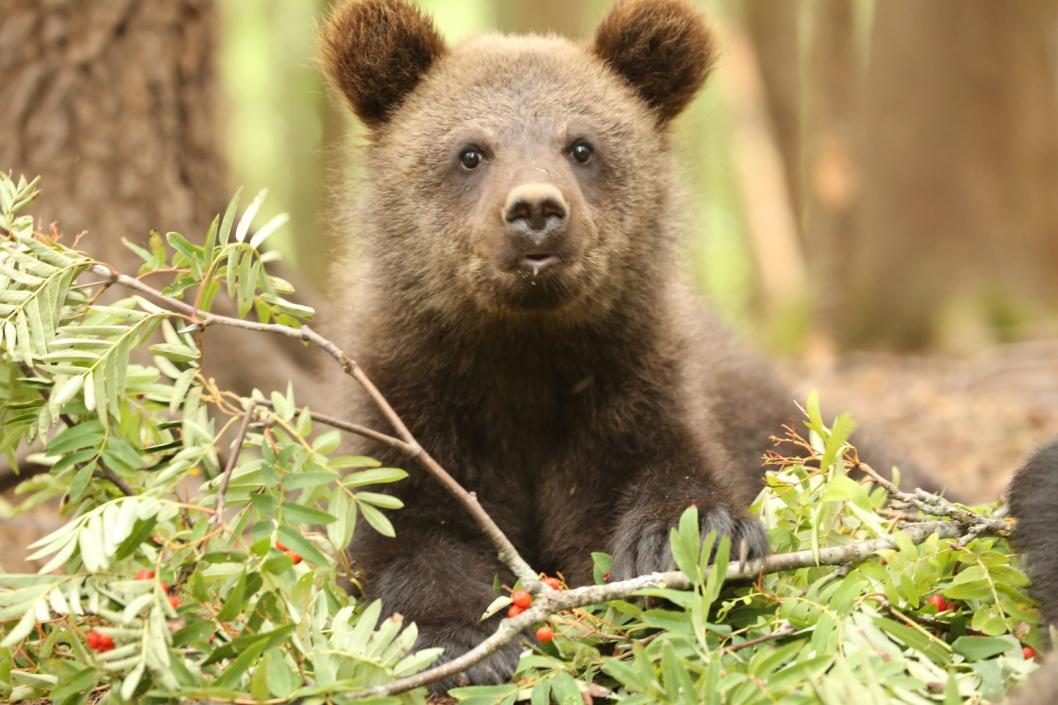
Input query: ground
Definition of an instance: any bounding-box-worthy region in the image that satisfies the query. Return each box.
[3,341,1057,574]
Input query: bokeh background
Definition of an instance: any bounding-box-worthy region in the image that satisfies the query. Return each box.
[2,0,1057,509]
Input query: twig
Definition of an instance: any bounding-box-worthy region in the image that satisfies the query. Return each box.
[212,400,257,526]
[726,624,797,653]
[857,462,1012,538]
[89,262,539,587]
[348,520,965,697]
[252,399,414,455]
[95,466,134,497]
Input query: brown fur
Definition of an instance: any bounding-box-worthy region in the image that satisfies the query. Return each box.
[319,0,446,127]
[319,0,935,690]
[592,0,716,125]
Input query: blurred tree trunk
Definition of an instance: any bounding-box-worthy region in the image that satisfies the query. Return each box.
[835,0,1058,349]
[802,0,862,337]
[0,0,326,406]
[742,0,803,224]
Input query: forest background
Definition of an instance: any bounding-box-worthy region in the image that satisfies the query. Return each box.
[2,0,1057,513]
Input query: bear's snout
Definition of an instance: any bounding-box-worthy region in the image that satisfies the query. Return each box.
[502,183,569,272]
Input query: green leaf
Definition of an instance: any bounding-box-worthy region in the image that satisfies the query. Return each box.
[951,635,1018,660]
[359,502,396,538]
[280,501,337,525]
[276,526,329,565]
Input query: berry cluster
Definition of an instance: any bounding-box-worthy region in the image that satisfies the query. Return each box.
[275,540,303,564]
[85,630,114,653]
[504,576,564,643]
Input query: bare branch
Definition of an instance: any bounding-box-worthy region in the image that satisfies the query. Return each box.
[857,462,1012,538]
[212,400,257,526]
[253,399,416,456]
[350,520,967,698]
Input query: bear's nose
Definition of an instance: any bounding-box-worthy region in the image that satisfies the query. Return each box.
[503,183,568,244]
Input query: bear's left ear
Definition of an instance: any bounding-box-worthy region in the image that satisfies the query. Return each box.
[592,0,716,126]
[320,0,447,128]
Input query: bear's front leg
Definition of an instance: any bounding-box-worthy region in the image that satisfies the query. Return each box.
[608,471,768,580]
[354,525,523,690]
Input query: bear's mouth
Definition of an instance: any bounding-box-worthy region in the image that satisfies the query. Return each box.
[520,253,562,273]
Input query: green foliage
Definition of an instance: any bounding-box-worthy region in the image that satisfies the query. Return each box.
[453,395,1041,705]
[0,173,1042,704]
[0,174,425,704]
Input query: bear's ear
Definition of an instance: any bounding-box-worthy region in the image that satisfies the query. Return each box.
[592,0,716,125]
[320,0,447,128]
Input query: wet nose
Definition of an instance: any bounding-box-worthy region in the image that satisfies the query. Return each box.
[503,183,568,243]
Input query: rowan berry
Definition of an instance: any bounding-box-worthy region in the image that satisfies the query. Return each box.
[511,589,532,609]
[927,594,951,612]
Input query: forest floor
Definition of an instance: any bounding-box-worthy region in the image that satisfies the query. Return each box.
[2,340,1057,574]
[786,338,1058,501]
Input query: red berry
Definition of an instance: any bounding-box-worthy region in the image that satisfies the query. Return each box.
[158,581,171,594]
[276,540,289,552]
[134,569,155,580]
[542,577,563,590]
[287,551,303,565]
[927,595,950,612]
[168,595,182,609]
[1024,645,1037,660]
[507,604,525,619]
[86,631,114,652]
[602,571,612,583]
[535,625,555,643]
[511,589,533,609]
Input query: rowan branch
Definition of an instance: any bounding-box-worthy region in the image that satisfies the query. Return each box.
[89,262,540,587]
[252,399,416,456]
[212,400,257,526]
[349,520,969,698]
[857,461,1013,540]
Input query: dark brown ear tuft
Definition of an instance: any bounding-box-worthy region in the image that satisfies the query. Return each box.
[592,0,716,125]
[320,0,447,128]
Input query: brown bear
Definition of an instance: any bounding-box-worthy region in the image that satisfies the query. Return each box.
[318,0,935,688]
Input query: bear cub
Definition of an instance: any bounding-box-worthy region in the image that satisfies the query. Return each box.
[320,0,922,688]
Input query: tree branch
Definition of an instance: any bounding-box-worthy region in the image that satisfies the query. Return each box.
[857,462,1012,539]
[90,263,540,587]
[349,520,967,698]
[212,400,256,525]
[252,399,416,456]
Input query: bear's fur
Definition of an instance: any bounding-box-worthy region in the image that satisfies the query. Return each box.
[1009,440,1058,627]
[319,0,935,688]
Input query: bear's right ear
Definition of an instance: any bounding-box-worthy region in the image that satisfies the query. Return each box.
[592,0,715,126]
[320,0,447,128]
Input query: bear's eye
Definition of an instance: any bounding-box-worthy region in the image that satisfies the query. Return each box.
[459,147,485,170]
[570,140,594,165]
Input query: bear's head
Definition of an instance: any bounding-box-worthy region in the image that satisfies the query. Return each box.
[321,0,714,324]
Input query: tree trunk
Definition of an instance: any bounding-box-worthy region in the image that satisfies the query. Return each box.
[802,0,863,338]
[0,0,327,404]
[837,0,1058,349]
[742,0,803,224]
